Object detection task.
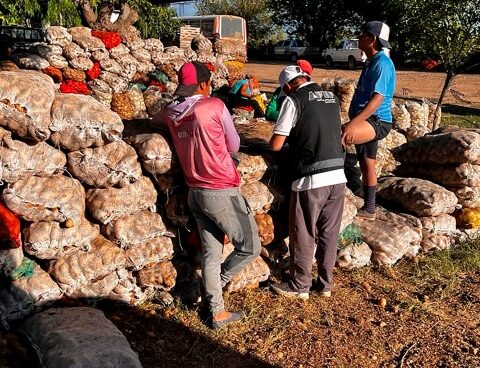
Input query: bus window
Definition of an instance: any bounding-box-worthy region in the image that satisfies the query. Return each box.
[201,20,214,38]
[220,17,243,40]
[189,20,201,29]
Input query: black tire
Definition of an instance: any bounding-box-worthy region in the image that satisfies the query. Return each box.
[325,56,334,67]
[348,56,357,70]
[290,53,298,62]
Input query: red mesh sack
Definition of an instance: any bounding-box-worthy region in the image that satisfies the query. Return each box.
[91,30,122,50]
[204,62,216,72]
[86,62,101,80]
[0,202,22,249]
[149,79,167,92]
[60,79,89,95]
[41,66,63,83]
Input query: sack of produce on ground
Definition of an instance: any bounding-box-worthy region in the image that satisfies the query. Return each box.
[91,30,122,50]
[2,175,85,224]
[109,267,148,303]
[88,78,113,107]
[63,67,86,82]
[395,163,480,187]
[126,133,174,175]
[111,92,135,120]
[128,85,148,119]
[375,146,397,176]
[68,26,105,52]
[0,264,62,328]
[34,44,63,58]
[19,307,143,368]
[450,186,480,208]
[222,243,269,292]
[405,124,430,142]
[68,270,121,299]
[335,79,356,124]
[46,26,72,47]
[354,207,422,266]
[454,208,480,229]
[99,57,123,74]
[392,103,411,131]
[99,71,129,93]
[0,247,23,278]
[91,48,110,62]
[240,181,276,215]
[102,210,167,248]
[125,236,174,271]
[49,236,126,295]
[421,231,457,252]
[68,56,94,71]
[143,86,172,116]
[136,260,177,290]
[393,128,480,165]
[254,213,274,246]
[0,70,55,141]
[49,94,124,151]
[0,127,66,183]
[237,152,268,185]
[14,53,50,70]
[86,176,157,224]
[63,42,91,60]
[420,214,457,233]
[67,141,142,188]
[24,219,100,260]
[337,241,372,269]
[41,65,63,83]
[377,176,458,216]
[144,38,164,53]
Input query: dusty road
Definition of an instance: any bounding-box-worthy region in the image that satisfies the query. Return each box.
[244,61,480,108]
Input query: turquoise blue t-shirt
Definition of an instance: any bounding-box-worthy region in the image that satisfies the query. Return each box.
[348,50,396,123]
[230,79,251,100]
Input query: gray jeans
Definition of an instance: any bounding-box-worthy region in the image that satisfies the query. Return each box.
[188,187,261,314]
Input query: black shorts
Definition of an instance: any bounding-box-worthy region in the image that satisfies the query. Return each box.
[355,116,392,160]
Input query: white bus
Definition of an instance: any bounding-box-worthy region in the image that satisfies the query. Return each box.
[177,15,247,46]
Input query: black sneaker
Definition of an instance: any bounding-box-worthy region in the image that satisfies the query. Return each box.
[271,282,309,300]
[211,311,244,330]
[356,208,376,220]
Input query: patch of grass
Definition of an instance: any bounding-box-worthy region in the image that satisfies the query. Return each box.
[403,237,480,298]
[441,113,480,128]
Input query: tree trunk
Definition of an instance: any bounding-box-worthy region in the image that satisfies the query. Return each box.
[433,69,454,130]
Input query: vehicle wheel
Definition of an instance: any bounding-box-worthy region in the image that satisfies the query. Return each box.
[348,56,357,70]
[290,53,298,62]
[325,56,334,67]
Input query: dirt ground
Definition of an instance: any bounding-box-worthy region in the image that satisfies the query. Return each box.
[244,61,480,108]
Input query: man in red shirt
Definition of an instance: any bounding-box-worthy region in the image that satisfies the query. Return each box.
[159,61,261,329]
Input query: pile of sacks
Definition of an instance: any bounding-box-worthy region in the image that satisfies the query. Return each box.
[5,26,236,121]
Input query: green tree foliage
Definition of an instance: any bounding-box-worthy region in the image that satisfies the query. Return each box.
[127,0,181,39]
[197,0,277,47]
[400,0,480,127]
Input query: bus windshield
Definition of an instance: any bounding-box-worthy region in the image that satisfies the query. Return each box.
[220,16,243,40]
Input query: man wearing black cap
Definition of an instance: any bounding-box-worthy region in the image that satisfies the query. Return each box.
[157,61,261,329]
[341,21,396,220]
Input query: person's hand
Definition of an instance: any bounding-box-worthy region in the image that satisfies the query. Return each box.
[341,122,355,146]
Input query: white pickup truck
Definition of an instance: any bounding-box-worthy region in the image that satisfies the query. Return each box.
[322,39,366,70]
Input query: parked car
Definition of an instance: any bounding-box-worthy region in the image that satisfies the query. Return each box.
[322,39,366,70]
[0,25,46,50]
[269,39,321,63]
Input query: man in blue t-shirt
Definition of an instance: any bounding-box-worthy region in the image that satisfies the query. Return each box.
[342,21,396,220]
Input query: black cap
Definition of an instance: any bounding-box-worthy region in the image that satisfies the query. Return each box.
[361,21,392,49]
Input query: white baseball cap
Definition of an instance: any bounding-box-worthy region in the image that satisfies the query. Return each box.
[279,65,310,88]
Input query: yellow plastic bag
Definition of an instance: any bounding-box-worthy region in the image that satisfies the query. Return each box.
[251,94,266,114]
[454,208,480,229]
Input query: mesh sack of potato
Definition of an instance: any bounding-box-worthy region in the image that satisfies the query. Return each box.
[393,128,480,165]
[395,163,480,187]
[62,42,90,60]
[2,175,85,224]
[99,58,122,75]
[143,87,172,116]
[68,271,120,298]
[14,53,50,70]
[222,243,269,292]
[34,44,63,58]
[67,141,142,188]
[19,307,144,368]
[86,176,157,224]
[41,66,63,83]
[454,208,480,229]
[126,236,174,271]
[109,43,130,59]
[68,56,94,71]
[99,71,129,93]
[0,70,54,141]
[87,78,113,107]
[0,247,23,279]
[184,47,198,61]
[405,124,430,142]
[131,47,151,63]
[335,78,356,124]
[336,241,372,269]
[406,100,429,128]
[392,103,412,131]
[121,25,145,50]
[46,26,72,47]
[0,264,62,328]
[114,54,138,80]
[421,232,456,252]
[191,34,212,52]
[163,46,188,63]
[109,268,148,303]
[156,63,177,81]
[151,52,172,68]
[136,60,156,74]
[450,186,480,208]
[49,236,126,295]
[375,146,396,176]
[111,92,135,120]
[376,176,458,216]
[47,54,69,69]
[49,94,124,151]
[164,192,191,227]
[319,78,335,93]
[68,26,105,52]
[126,132,174,175]
[196,52,216,64]
[240,181,276,215]
[131,71,149,84]
[128,85,148,119]
[420,214,457,233]
[102,210,167,248]
[0,60,18,71]
[144,38,164,53]
[354,207,422,266]
[136,261,177,290]
[254,213,274,246]
[0,127,66,183]
[90,48,109,62]
[62,67,86,82]
[24,219,100,260]
[237,152,268,185]
[152,172,178,194]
